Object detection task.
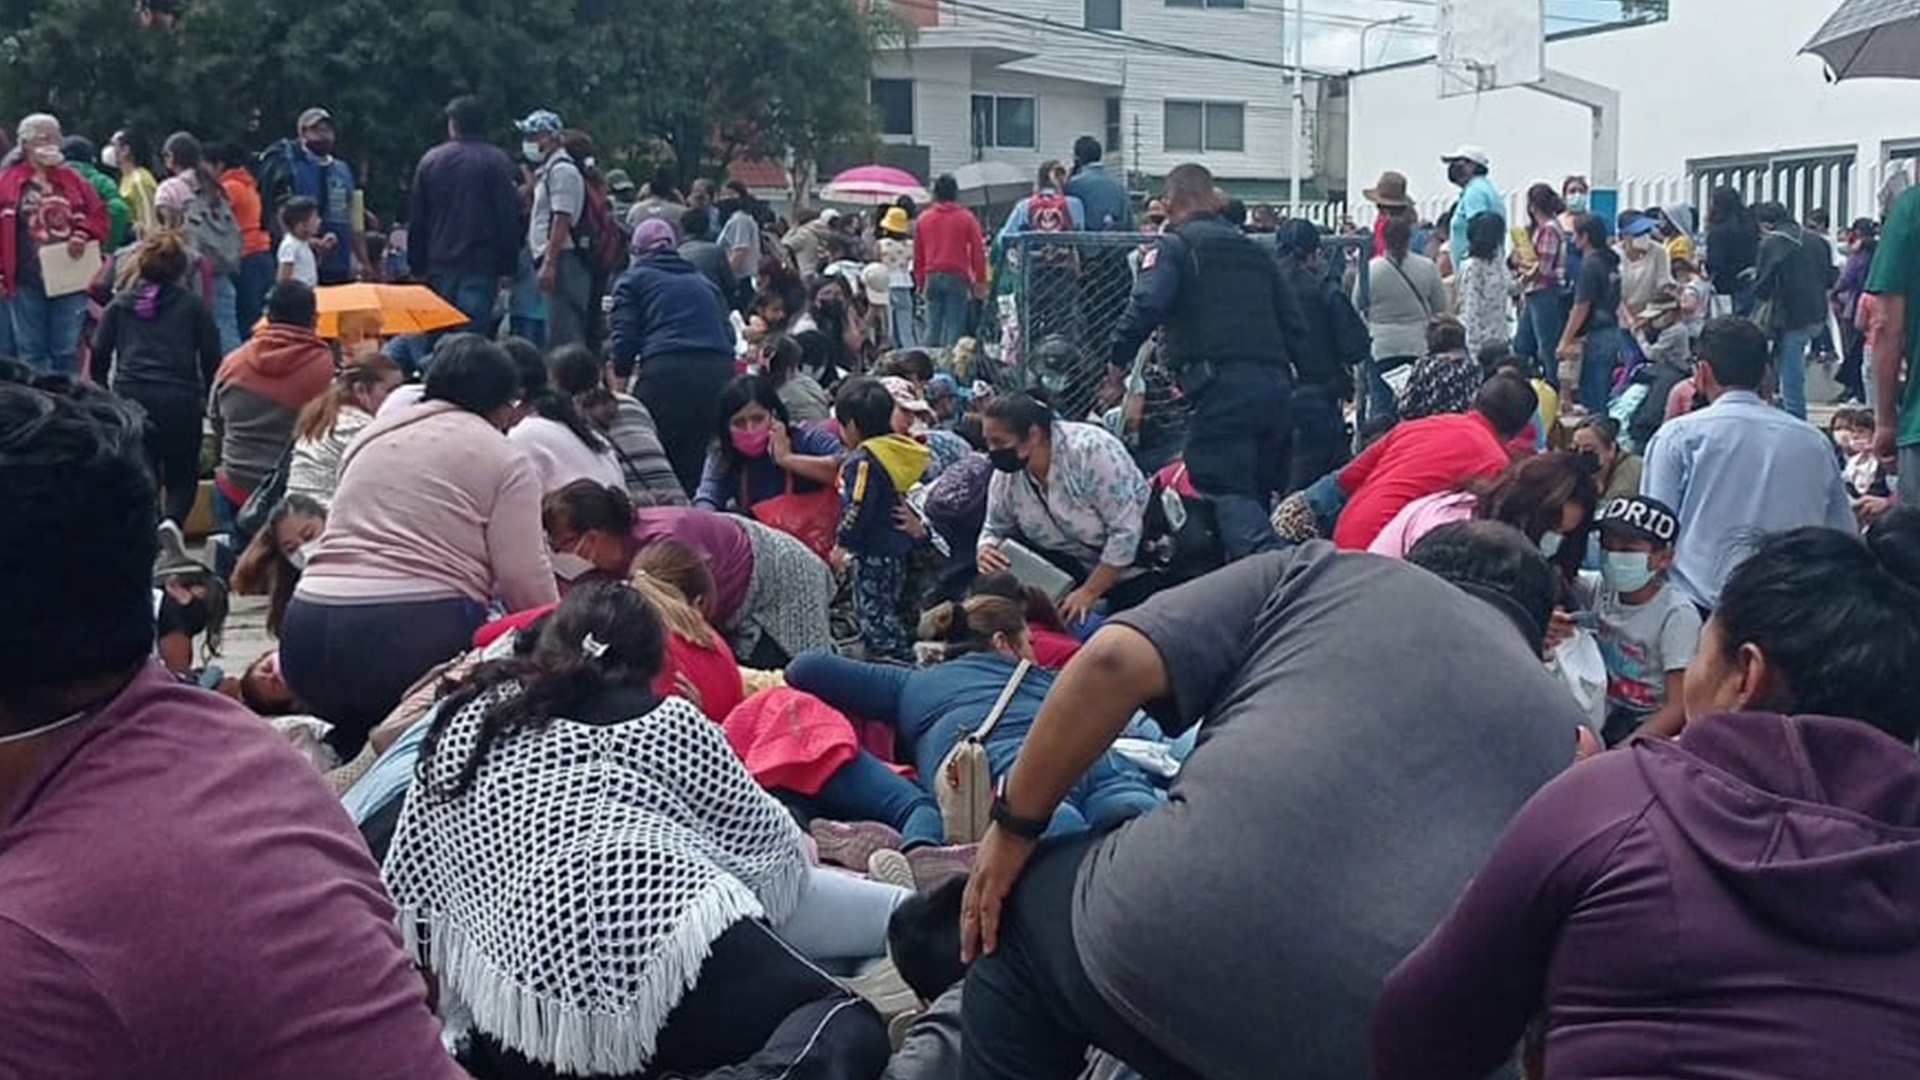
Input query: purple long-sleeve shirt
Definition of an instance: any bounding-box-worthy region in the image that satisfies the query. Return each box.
[1374,712,1920,1080]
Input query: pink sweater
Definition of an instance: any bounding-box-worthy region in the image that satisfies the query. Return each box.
[1368,491,1476,559]
[297,401,559,612]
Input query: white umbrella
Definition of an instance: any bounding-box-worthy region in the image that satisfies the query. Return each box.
[1803,0,1920,80]
[949,160,1031,208]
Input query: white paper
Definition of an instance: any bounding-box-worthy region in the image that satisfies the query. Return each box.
[38,241,102,298]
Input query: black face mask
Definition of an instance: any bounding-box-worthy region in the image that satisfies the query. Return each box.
[304,138,335,158]
[1577,449,1603,475]
[989,446,1026,474]
[162,592,211,637]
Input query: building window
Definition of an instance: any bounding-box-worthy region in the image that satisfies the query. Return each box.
[872,79,914,137]
[972,94,1037,150]
[1105,97,1122,157]
[1086,0,1121,29]
[1164,100,1244,153]
[1166,0,1244,7]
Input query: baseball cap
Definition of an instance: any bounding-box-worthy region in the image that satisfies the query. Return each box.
[1441,144,1490,168]
[630,218,677,256]
[605,168,636,194]
[925,373,969,402]
[515,109,564,135]
[1594,495,1679,546]
[297,107,333,132]
[881,376,936,420]
[861,263,892,307]
[1621,215,1659,238]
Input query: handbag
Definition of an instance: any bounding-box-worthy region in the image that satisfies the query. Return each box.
[234,443,294,538]
[746,469,839,562]
[935,659,1032,843]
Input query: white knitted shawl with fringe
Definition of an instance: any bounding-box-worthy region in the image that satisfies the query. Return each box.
[383,689,807,1077]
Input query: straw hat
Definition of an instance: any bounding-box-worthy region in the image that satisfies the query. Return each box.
[1363,170,1413,208]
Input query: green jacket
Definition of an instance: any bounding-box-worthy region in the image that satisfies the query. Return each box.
[73,162,132,250]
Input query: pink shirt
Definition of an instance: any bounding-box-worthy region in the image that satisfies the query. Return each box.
[1368,491,1476,559]
[0,663,464,1080]
[298,401,559,612]
[508,415,626,495]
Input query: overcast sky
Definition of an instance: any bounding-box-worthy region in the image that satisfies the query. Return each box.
[1301,0,1646,71]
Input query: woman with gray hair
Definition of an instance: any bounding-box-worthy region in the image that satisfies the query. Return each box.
[0,112,110,373]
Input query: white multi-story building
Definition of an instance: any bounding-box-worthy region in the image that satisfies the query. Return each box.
[872,0,1328,201]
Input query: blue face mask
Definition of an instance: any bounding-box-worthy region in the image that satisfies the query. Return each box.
[1602,551,1657,594]
[522,140,544,164]
[1537,530,1565,561]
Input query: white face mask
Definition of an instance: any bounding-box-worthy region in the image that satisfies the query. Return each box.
[100,144,119,170]
[287,541,318,572]
[1565,193,1589,213]
[522,140,544,165]
[31,144,64,168]
[551,551,596,582]
[1538,530,1565,561]
[1602,550,1656,594]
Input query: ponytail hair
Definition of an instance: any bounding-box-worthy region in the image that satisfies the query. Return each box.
[294,350,402,442]
[419,580,667,800]
[629,540,719,648]
[968,570,1068,634]
[161,131,226,209]
[918,595,1028,658]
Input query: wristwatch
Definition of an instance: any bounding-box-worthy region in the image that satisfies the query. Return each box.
[990,792,1051,840]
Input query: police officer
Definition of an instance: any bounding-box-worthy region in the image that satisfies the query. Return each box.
[1110,163,1308,560]
[1275,219,1371,490]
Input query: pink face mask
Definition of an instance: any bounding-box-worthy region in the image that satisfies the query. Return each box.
[731,424,772,458]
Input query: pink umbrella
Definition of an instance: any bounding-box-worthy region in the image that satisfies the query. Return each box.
[820,164,930,205]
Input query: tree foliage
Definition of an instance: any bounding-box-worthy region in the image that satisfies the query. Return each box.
[0,0,896,212]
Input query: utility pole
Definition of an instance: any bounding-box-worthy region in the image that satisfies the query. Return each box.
[1289,0,1305,213]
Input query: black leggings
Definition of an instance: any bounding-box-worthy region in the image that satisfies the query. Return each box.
[279,593,485,757]
[634,353,736,496]
[124,386,205,527]
[466,919,889,1080]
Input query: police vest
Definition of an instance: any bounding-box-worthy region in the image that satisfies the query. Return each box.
[1159,216,1290,372]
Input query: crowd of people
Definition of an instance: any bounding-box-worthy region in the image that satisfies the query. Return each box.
[6,91,1920,1080]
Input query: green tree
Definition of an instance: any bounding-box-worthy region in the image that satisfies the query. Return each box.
[0,0,892,213]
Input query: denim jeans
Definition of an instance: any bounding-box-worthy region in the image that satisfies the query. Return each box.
[212,274,241,356]
[8,283,86,373]
[1772,322,1819,420]
[1521,290,1569,387]
[1578,329,1622,414]
[429,271,501,335]
[1047,751,1163,837]
[0,294,13,358]
[924,271,971,349]
[1287,383,1350,495]
[804,749,944,849]
[889,285,916,348]
[236,252,275,340]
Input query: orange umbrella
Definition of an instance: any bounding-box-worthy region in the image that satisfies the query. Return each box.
[311,283,468,339]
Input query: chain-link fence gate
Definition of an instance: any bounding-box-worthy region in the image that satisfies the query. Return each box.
[993,231,1373,432]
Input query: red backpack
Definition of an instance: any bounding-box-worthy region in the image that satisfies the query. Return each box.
[1027,191,1072,234]
[1025,191,1076,268]
[578,181,628,283]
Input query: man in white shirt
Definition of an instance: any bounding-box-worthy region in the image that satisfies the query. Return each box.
[517,109,591,347]
[1641,317,1856,610]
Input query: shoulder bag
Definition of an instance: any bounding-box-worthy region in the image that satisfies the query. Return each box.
[936,659,1032,843]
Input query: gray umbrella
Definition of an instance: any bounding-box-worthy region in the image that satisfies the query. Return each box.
[949,160,1032,209]
[1803,0,1920,80]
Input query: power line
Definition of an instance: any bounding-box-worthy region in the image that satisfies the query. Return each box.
[890,0,1353,74]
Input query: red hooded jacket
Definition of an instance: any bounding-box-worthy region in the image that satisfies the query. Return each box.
[0,160,110,299]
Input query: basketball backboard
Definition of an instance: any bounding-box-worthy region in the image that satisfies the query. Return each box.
[1437,0,1546,98]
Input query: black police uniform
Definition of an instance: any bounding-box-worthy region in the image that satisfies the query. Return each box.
[1110,211,1309,558]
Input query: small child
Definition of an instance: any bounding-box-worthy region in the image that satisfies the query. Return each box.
[276,196,328,286]
[834,376,929,661]
[1583,494,1701,745]
[1457,210,1517,359]
[1831,406,1889,499]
